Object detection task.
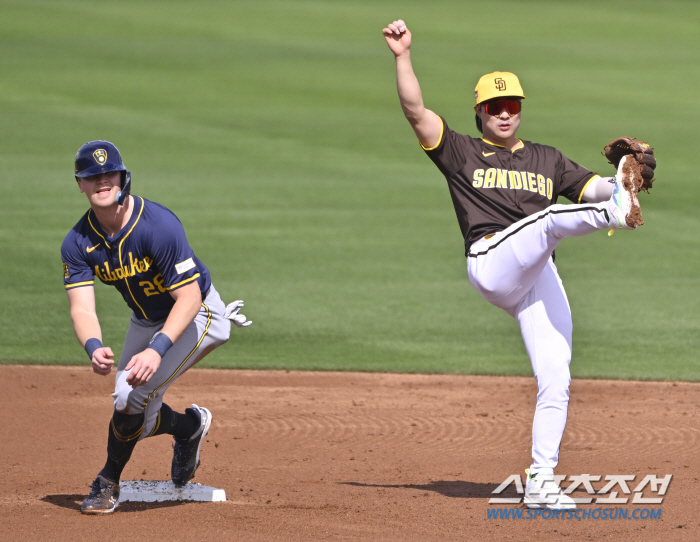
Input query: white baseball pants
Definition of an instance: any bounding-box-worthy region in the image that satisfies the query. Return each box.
[467,202,612,472]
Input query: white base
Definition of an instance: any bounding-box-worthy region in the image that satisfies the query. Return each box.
[119,481,226,503]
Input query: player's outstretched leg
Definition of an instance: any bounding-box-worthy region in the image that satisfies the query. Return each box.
[171,404,212,487]
[467,202,608,313]
[468,158,643,313]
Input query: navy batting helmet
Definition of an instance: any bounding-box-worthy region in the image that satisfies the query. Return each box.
[74,140,131,205]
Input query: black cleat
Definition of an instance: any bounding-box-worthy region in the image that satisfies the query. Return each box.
[171,404,211,487]
[81,475,120,514]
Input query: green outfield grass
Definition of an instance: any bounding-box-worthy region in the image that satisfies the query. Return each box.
[1,0,699,380]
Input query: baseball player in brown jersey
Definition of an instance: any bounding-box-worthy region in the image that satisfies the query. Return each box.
[383,20,653,510]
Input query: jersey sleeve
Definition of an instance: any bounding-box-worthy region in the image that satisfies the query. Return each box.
[556,152,600,204]
[147,209,201,291]
[61,235,95,289]
[422,117,469,177]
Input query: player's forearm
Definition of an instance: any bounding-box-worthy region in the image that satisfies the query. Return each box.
[66,287,102,347]
[395,53,427,124]
[70,307,102,347]
[581,176,614,203]
[395,53,442,148]
[158,286,202,346]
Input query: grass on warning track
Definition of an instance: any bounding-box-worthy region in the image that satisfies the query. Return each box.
[1,0,699,380]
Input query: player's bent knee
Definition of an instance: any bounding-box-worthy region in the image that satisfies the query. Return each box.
[112,377,147,415]
[112,409,144,434]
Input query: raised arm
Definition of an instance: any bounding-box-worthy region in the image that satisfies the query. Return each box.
[382,20,442,149]
[67,286,114,375]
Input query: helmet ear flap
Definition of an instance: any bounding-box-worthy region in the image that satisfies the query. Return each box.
[117,170,131,205]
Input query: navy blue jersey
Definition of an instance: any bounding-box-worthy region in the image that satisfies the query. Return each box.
[61,196,211,321]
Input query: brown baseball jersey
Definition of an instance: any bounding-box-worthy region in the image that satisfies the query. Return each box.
[424,117,600,254]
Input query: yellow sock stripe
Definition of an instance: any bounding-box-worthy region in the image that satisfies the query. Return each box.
[147,409,162,438]
[142,302,212,409]
[110,419,145,443]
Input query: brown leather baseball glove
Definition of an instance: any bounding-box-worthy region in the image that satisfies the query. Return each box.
[603,137,656,192]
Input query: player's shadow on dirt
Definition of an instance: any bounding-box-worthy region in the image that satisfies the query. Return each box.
[341,480,513,499]
[41,494,189,512]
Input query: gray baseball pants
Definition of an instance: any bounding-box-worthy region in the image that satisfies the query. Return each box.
[112,284,231,439]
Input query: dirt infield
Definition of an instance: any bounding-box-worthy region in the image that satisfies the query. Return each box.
[2,365,699,541]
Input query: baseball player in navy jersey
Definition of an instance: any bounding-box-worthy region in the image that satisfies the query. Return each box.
[62,141,252,514]
[383,21,655,509]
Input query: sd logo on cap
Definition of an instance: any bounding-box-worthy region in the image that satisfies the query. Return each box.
[474,72,525,105]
